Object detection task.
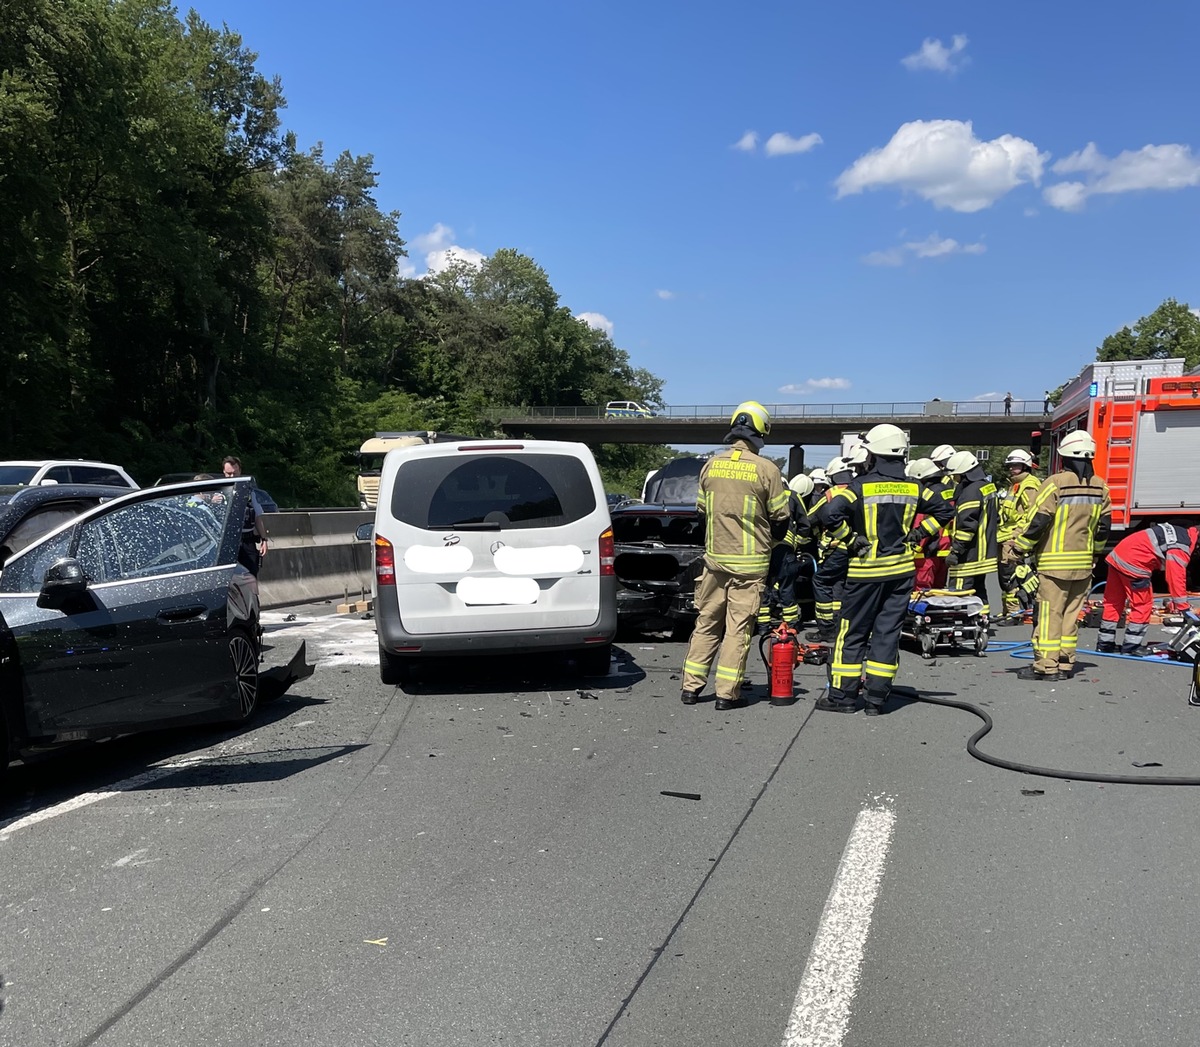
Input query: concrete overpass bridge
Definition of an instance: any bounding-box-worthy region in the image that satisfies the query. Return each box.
[498,399,1049,451]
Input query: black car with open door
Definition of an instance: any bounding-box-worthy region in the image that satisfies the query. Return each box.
[0,477,261,777]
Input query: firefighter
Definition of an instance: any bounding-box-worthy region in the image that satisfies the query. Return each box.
[805,456,856,643]
[996,448,1041,618]
[1098,522,1199,654]
[817,424,954,714]
[930,444,957,486]
[945,450,999,615]
[907,457,954,589]
[756,473,813,631]
[681,401,790,709]
[845,444,869,476]
[1011,431,1112,680]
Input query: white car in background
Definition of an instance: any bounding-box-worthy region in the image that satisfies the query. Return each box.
[0,459,138,489]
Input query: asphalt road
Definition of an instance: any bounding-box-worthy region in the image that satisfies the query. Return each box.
[3,605,1199,1047]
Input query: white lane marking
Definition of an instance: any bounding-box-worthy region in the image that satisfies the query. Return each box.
[0,758,204,840]
[782,804,897,1047]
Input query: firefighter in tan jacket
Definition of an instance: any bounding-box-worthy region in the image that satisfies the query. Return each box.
[1011,431,1112,680]
[681,401,791,710]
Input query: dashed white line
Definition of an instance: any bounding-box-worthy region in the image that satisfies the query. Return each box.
[781,804,897,1047]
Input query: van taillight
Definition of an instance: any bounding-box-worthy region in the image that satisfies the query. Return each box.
[375,534,396,586]
[599,526,615,576]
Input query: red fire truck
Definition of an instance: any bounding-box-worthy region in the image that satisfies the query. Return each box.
[1049,357,1200,539]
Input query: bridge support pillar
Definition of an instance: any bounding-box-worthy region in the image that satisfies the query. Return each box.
[787,445,805,479]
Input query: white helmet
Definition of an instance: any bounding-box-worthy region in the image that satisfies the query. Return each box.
[845,444,869,467]
[1058,431,1096,460]
[1004,448,1036,468]
[788,473,814,498]
[907,457,940,481]
[946,450,979,475]
[862,423,909,457]
[904,461,920,478]
[931,443,957,466]
[808,467,830,487]
[826,455,849,474]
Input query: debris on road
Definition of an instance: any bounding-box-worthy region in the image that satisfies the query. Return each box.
[576,690,599,700]
[1020,788,1045,796]
[1132,761,1163,768]
[661,790,701,801]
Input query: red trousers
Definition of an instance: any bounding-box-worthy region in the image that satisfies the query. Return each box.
[1101,569,1153,626]
[915,556,948,590]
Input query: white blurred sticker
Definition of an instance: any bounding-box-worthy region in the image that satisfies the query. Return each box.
[403,545,474,574]
[456,576,540,605]
[493,544,584,575]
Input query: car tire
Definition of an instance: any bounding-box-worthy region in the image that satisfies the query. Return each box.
[228,627,260,721]
[578,643,612,677]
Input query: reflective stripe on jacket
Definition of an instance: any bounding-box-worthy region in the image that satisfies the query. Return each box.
[949,475,999,574]
[996,473,1040,543]
[1107,523,1198,602]
[1015,470,1112,579]
[697,440,790,577]
[824,459,954,581]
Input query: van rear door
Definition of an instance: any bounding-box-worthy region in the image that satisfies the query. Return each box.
[387,447,605,634]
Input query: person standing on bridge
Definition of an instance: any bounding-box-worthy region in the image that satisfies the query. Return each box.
[681,401,790,710]
[816,424,954,714]
[1012,431,1111,680]
[1004,392,1013,416]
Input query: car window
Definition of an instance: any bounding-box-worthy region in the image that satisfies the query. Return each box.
[0,466,37,485]
[70,465,128,486]
[2,503,92,562]
[0,529,74,593]
[393,454,596,530]
[43,466,71,483]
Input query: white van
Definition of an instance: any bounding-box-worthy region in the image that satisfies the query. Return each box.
[371,440,617,683]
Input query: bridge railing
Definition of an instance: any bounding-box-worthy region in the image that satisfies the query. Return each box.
[517,400,1045,420]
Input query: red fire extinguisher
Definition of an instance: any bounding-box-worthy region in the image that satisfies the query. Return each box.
[768,623,797,705]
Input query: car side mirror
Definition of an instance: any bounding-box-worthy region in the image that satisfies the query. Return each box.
[354,522,374,542]
[38,557,89,609]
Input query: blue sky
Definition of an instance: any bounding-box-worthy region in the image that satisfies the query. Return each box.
[191,0,1199,413]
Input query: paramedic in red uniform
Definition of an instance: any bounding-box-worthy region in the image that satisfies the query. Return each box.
[1098,523,1199,655]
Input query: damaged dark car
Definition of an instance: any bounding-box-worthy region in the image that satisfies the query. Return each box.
[611,458,707,638]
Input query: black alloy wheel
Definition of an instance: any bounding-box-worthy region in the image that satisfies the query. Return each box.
[228,628,260,721]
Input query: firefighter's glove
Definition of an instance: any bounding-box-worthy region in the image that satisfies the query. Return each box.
[850,533,871,557]
[945,551,960,569]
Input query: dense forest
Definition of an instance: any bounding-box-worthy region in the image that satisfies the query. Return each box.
[1,1,671,506]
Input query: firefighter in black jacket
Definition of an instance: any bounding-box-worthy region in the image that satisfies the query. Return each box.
[817,424,954,715]
[806,456,856,642]
[944,450,1000,616]
[757,473,814,630]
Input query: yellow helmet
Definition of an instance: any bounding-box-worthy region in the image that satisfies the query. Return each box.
[730,400,771,437]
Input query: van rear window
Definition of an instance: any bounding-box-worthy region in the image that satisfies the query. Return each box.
[392,454,597,530]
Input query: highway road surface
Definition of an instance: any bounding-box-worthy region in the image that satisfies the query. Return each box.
[3,606,1199,1046]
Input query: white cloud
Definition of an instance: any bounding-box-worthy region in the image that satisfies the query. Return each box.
[764,131,823,157]
[835,119,1046,213]
[425,246,486,274]
[902,34,970,74]
[656,289,675,300]
[1044,142,1200,211]
[732,131,759,152]
[972,391,1003,401]
[576,312,613,335]
[780,377,852,394]
[862,232,986,266]
[402,223,487,277]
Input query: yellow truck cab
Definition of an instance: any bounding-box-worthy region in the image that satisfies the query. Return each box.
[357,432,468,509]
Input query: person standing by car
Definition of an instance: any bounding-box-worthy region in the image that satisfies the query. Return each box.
[756,473,813,632]
[223,455,268,574]
[944,451,1000,616]
[681,402,790,710]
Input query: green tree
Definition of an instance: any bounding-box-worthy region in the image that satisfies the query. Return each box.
[1097,297,1200,369]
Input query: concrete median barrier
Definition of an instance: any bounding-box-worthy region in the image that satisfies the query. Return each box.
[257,510,374,609]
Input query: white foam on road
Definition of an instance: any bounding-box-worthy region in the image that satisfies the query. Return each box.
[262,611,378,669]
[781,804,897,1047]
